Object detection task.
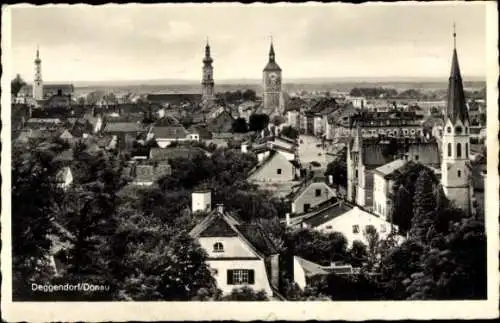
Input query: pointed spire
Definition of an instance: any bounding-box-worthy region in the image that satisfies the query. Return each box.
[352,117,362,152]
[269,36,275,62]
[203,38,212,64]
[445,23,468,124]
[453,22,456,49]
[34,45,41,63]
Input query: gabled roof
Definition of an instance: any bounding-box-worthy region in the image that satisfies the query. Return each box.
[288,178,333,202]
[189,209,278,258]
[294,256,330,277]
[104,122,144,133]
[301,201,353,228]
[373,159,408,178]
[152,125,189,139]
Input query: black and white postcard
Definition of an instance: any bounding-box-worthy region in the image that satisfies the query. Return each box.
[1,2,498,321]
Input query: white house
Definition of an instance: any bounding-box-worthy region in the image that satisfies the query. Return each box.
[372,159,407,221]
[288,179,337,214]
[56,166,73,190]
[188,192,281,298]
[288,201,402,248]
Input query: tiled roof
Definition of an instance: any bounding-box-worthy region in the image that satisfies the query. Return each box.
[361,144,390,167]
[373,159,408,177]
[149,147,207,161]
[189,209,278,258]
[407,143,440,166]
[302,202,353,228]
[206,110,234,133]
[104,122,144,133]
[147,93,202,105]
[152,125,189,139]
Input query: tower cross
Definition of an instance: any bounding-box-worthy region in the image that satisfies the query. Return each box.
[453,22,456,49]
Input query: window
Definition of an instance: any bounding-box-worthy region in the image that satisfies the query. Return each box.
[352,225,360,234]
[213,242,224,253]
[326,225,332,229]
[455,126,462,134]
[315,189,321,197]
[277,168,282,174]
[448,143,452,157]
[447,126,452,133]
[304,204,311,212]
[415,155,419,161]
[458,170,461,177]
[465,127,468,134]
[457,143,462,158]
[227,269,254,285]
[355,170,358,178]
[465,143,469,158]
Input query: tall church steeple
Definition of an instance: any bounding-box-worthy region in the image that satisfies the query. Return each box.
[201,38,214,102]
[441,24,473,216]
[33,45,43,100]
[262,37,283,117]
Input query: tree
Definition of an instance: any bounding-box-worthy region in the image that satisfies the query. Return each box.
[11,140,62,299]
[249,114,270,132]
[280,126,299,140]
[324,147,347,188]
[409,170,437,244]
[232,117,248,133]
[11,74,27,97]
[221,287,269,301]
[242,89,257,101]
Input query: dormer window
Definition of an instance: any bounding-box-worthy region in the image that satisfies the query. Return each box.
[213,242,224,253]
[455,126,463,134]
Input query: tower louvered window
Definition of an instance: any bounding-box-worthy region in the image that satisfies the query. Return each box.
[457,143,462,158]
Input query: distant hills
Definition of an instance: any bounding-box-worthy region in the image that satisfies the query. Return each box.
[67,76,485,88]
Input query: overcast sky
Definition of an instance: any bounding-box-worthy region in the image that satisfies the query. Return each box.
[9,3,487,83]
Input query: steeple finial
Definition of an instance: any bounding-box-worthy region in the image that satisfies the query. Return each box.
[453,22,456,49]
[206,36,209,47]
[269,35,275,62]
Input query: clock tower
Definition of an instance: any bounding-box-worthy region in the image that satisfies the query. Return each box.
[33,46,43,100]
[262,40,283,117]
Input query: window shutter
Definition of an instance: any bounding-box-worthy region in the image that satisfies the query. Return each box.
[227,270,234,285]
[248,270,255,285]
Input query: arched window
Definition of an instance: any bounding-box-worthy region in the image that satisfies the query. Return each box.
[465,143,469,158]
[457,143,462,158]
[465,127,468,134]
[455,126,462,134]
[448,143,452,157]
[213,242,224,253]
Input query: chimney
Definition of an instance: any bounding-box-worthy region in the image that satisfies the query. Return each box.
[285,213,291,226]
[216,203,224,214]
[192,190,212,213]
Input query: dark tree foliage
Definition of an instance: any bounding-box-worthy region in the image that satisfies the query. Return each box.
[11,139,63,299]
[248,114,270,132]
[242,89,257,101]
[324,147,347,188]
[221,286,268,301]
[390,162,441,235]
[311,273,383,300]
[349,87,398,98]
[11,74,26,97]
[282,228,349,266]
[232,117,249,133]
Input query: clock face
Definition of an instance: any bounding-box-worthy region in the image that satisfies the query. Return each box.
[268,72,280,87]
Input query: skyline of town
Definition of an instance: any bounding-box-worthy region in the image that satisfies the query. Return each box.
[10,3,487,83]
